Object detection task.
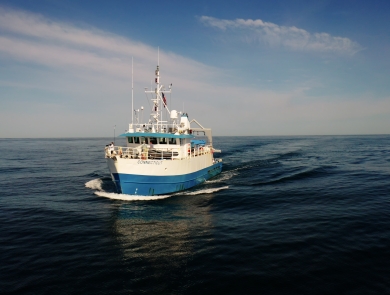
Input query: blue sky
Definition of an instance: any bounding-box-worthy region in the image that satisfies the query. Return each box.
[0,0,389,137]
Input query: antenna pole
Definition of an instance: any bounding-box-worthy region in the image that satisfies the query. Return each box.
[144,47,172,131]
[131,57,134,125]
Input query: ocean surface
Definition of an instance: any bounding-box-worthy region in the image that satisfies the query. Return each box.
[1,136,390,294]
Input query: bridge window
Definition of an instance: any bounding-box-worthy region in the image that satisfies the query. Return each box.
[158,138,167,144]
[169,138,177,145]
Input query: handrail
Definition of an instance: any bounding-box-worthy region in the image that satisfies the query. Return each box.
[105,145,214,160]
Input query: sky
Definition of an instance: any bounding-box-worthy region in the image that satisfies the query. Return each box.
[0,0,389,137]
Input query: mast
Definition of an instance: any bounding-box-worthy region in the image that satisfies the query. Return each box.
[144,47,172,132]
[131,56,134,125]
[158,47,161,128]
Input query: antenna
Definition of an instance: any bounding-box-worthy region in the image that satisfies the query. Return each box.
[113,125,116,144]
[131,57,133,125]
[158,46,159,66]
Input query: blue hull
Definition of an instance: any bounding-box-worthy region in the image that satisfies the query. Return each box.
[112,162,222,195]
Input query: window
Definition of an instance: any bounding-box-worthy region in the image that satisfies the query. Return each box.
[149,137,157,144]
[127,137,134,143]
[159,138,167,144]
[169,138,177,145]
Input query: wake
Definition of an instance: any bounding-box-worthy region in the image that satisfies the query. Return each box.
[206,170,237,183]
[180,186,229,195]
[94,191,172,201]
[85,178,229,201]
[85,178,103,191]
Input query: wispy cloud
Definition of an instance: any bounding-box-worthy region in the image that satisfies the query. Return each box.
[200,16,362,55]
[0,6,226,136]
[0,7,219,84]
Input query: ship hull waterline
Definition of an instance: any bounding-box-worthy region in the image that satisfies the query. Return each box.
[108,161,222,196]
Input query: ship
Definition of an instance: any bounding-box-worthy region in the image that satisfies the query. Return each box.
[105,60,222,196]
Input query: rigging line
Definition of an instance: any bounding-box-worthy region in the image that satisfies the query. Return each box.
[144,92,152,113]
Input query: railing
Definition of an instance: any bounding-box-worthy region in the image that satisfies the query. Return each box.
[105,146,180,160]
[105,146,138,158]
[188,145,212,158]
[105,145,213,160]
[130,123,178,134]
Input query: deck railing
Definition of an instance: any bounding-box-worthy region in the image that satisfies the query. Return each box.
[105,145,213,160]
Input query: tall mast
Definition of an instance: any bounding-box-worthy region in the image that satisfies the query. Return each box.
[155,55,160,130]
[131,56,134,125]
[144,47,172,132]
[158,47,162,130]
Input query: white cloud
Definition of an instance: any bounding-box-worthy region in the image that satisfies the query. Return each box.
[200,16,362,55]
[0,7,219,84]
[0,7,227,137]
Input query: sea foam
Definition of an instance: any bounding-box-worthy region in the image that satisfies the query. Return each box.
[85,178,103,190]
[94,191,172,201]
[85,178,228,201]
[206,171,236,183]
[180,186,229,195]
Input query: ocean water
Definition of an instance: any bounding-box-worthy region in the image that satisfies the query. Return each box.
[1,136,390,294]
